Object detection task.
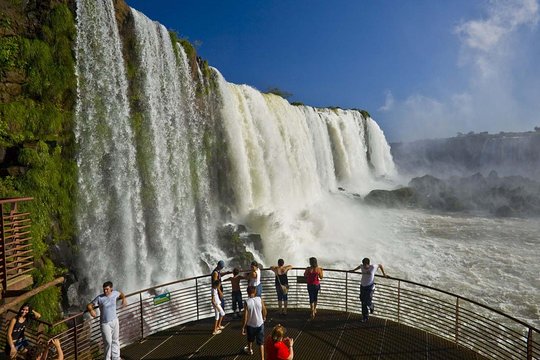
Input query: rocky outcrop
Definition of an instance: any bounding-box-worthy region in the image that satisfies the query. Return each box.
[217,224,262,269]
[365,172,540,217]
[364,187,415,207]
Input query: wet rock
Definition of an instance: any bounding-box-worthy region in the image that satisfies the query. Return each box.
[217,223,261,268]
[364,187,416,207]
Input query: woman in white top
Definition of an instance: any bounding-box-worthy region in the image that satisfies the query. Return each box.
[247,261,262,297]
[211,280,225,334]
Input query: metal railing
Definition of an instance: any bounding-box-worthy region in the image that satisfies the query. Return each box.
[4,268,538,359]
[0,197,34,297]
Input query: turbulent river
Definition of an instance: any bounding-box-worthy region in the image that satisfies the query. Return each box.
[264,193,540,329]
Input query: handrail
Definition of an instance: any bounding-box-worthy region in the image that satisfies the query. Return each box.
[45,267,540,333]
[4,268,538,360]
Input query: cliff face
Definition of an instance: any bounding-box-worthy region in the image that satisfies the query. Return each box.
[0,0,78,319]
[391,131,540,180]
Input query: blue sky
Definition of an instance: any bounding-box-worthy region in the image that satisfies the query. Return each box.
[125,0,540,142]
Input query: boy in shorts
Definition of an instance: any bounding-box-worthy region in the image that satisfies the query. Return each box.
[242,286,267,357]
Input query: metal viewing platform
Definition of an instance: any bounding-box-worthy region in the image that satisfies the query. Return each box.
[2,269,538,359]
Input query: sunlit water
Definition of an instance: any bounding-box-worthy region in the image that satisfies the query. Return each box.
[254,192,540,329]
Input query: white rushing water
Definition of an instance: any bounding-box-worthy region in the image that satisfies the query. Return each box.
[75,0,147,293]
[285,195,540,329]
[75,2,218,295]
[74,1,538,328]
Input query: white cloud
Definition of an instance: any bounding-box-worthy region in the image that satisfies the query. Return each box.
[378,90,394,112]
[379,0,540,142]
[455,0,539,76]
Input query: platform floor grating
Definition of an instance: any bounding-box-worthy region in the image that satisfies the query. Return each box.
[121,309,488,359]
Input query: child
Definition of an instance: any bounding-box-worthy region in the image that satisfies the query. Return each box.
[211,280,225,335]
[227,268,244,318]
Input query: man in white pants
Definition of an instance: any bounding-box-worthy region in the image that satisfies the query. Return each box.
[87,281,127,360]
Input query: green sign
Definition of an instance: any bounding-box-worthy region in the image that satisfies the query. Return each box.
[153,292,171,306]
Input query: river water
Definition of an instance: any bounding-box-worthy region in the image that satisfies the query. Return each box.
[255,192,540,329]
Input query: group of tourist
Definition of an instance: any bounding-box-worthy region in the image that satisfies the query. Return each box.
[4,257,386,360]
[207,256,387,359]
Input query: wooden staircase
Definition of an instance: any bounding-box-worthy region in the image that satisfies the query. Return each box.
[0,197,34,300]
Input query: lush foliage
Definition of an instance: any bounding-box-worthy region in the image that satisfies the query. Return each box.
[265,87,292,99]
[0,2,77,322]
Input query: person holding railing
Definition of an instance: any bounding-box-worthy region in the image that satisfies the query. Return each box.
[225,267,245,319]
[270,259,293,315]
[87,281,127,360]
[211,260,226,309]
[352,258,387,322]
[5,303,41,359]
[247,261,263,297]
[304,257,323,320]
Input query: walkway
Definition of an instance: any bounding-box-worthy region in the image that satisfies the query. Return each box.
[121,308,488,359]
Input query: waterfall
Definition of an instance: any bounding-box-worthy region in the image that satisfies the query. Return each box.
[214,71,396,262]
[75,0,147,293]
[74,0,396,293]
[130,9,204,283]
[366,117,397,178]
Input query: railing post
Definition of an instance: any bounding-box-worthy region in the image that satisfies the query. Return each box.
[397,280,401,323]
[139,293,144,340]
[196,278,199,320]
[455,298,460,344]
[527,328,533,360]
[295,270,298,309]
[0,203,7,295]
[72,318,78,360]
[345,272,348,313]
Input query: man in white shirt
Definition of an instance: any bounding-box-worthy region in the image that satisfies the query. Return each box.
[352,258,387,322]
[87,281,127,360]
[242,285,267,358]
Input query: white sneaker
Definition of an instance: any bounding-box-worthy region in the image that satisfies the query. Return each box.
[243,346,253,355]
[212,329,222,335]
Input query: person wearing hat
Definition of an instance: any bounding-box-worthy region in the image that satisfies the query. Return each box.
[212,260,226,308]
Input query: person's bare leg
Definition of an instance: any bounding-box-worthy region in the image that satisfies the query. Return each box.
[278,299,283,313]
[259,344,264,360]
[284,300,288,314]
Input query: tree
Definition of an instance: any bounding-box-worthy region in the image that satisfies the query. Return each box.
[264,87,292,99]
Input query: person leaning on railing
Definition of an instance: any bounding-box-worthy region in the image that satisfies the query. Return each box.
[304,257,323,320]
[86,281,127,360]
[270,259,293,316]
[5,303,41,359]
[351,258,388,322]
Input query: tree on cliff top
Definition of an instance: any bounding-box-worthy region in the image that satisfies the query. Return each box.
[264,87,292,99]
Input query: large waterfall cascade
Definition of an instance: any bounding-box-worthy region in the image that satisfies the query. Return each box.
[74,0,396,295]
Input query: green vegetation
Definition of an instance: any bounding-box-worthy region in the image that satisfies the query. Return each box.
[0,2,76,324]
[359,109,371,119]
[264,87,292,99]
[290,102,304,106]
